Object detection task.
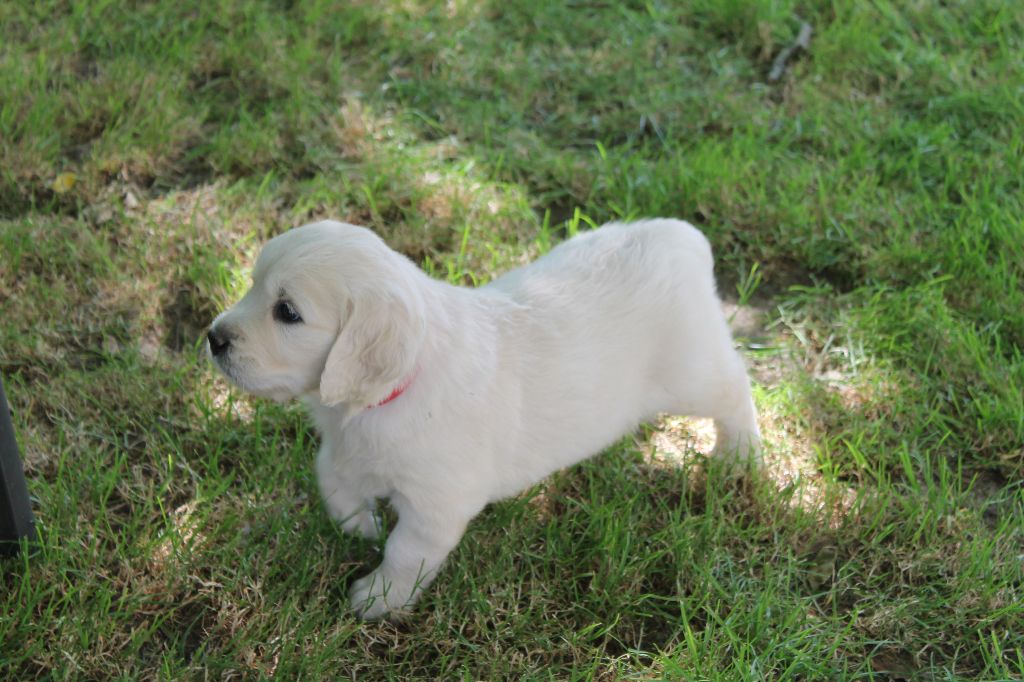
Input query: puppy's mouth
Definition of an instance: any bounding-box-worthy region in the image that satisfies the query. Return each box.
[207,350,299,403]
[208,347,240,384]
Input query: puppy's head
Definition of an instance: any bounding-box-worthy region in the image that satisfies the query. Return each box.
[208,221,425,408]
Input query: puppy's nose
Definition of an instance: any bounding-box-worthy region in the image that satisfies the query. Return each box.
[207,327,231,357]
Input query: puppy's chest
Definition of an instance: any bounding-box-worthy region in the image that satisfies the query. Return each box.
[330,422,416,480]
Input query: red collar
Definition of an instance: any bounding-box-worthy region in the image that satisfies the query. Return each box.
[369,372,416,409]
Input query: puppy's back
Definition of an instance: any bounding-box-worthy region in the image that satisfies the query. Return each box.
[487,218,715,309]
[476,220,729,491]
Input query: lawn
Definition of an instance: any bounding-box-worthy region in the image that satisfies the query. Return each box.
[1,0,1022,678]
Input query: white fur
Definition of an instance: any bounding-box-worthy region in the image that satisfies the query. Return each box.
[209,219,760,619]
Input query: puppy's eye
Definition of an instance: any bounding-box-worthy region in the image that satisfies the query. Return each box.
[273,300,302,324]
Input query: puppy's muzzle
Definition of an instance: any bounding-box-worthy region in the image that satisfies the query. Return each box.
[207,326,232,357]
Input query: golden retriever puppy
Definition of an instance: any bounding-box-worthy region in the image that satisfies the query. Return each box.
[208,219,760,619]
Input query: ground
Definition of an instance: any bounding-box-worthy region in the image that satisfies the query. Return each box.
[1,1,1022,679]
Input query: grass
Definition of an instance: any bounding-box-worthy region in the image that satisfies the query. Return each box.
[1,0,1023,678]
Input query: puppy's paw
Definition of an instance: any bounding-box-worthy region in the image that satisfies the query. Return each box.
[339,509,383,540]
[710,427,763,472]
[711,440,762,467]
[349,570,415,621]
[320,487,381,539]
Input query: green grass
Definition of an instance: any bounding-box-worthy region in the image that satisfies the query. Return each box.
[2,0,1023,678]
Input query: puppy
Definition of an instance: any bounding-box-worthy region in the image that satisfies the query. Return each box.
[208,219,760,619]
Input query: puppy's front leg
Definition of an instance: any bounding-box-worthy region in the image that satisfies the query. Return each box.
[349,502,474,620]
[315,445,382,540]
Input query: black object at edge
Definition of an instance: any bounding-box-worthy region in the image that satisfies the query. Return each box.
[0,375,36,555]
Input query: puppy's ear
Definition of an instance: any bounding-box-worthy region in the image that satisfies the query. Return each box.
[320,289,425,408]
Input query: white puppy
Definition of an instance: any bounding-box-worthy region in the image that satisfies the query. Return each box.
[208,218,760,619]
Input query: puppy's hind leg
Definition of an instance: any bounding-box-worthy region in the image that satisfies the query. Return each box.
[706,353,762,467]
[668,346,762,468]
[709,380,761,467]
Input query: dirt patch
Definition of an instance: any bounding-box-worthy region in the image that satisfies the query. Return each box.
[966,468,1015,527]
[162,282,216,352]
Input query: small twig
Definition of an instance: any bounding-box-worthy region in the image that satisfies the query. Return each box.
[768,22,813,82]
